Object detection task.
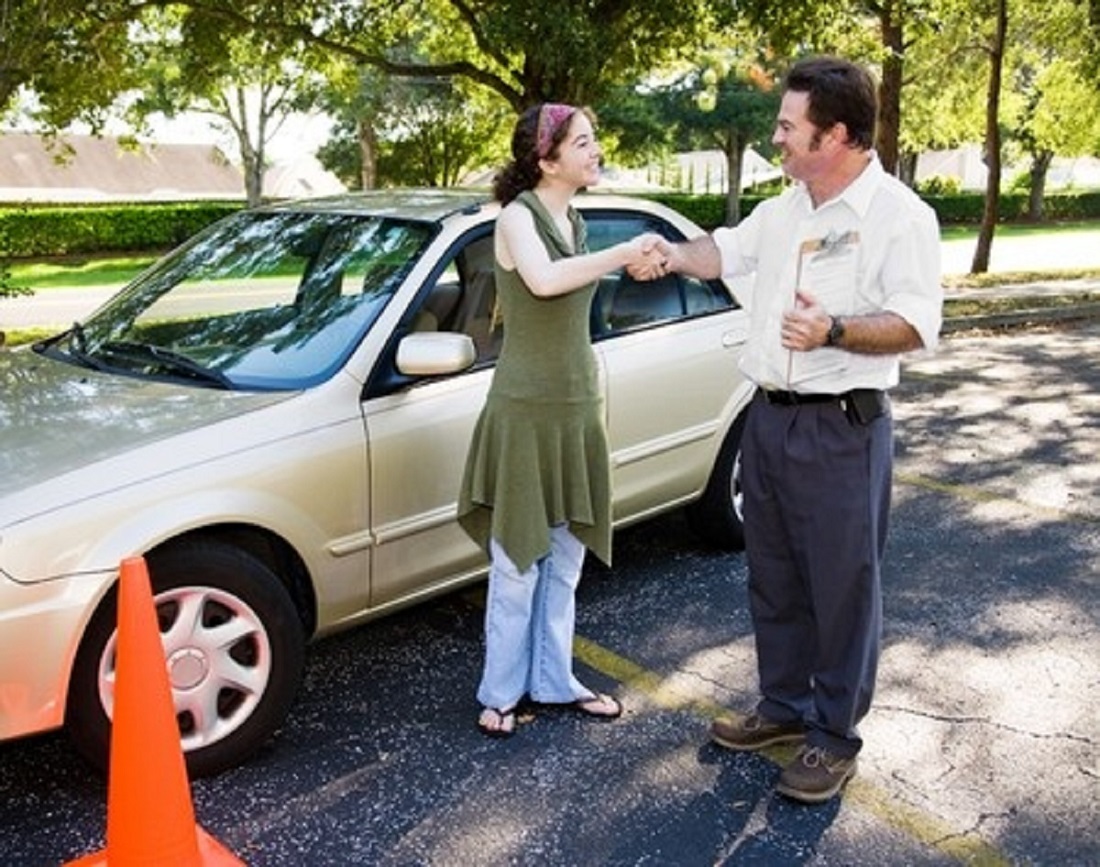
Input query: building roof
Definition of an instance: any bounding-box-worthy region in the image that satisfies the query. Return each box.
[0,132,245,202]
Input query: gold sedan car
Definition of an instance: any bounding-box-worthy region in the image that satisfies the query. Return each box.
[0,191,752,776]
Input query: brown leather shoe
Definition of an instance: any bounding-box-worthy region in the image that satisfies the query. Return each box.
[710,712,806,751]
[776,745,858,803]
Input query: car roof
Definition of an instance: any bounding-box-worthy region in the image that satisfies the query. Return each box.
[262,189,493,222]
[259,188,670,225]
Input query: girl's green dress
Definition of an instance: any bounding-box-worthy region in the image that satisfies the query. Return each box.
[457,190,612,573]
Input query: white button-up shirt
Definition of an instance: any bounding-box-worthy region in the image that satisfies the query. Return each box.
[714,155,943,392]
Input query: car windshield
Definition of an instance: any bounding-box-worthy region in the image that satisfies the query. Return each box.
[39,209,434,390]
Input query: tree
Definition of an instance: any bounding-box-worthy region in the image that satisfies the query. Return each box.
[972,0,1009,273]
[1003,0,1100,219]
[315,64,388,191]
[728,0,948,179]
[127,7,328,206]
[660,58,781,225]
[0,0,142,127]
[141,0,732,109]
[895,9,987,181]
[319,67,510,188]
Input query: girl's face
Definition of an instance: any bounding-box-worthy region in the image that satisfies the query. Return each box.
[543,112,601,188]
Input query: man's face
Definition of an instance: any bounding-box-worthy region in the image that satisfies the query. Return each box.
[771,90,829,183]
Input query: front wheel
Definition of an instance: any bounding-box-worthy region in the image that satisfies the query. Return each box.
[685,410,747,551]
[65,540,306,778]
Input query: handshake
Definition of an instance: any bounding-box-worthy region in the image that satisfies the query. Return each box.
[624,233,676,281]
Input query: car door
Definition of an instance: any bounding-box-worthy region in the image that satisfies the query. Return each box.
[584,210,751,523]
[362,228,499,609]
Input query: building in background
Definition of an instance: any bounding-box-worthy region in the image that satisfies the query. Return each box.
[0,132,344,203]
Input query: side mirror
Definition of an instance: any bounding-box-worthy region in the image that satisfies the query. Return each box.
[395,332,477,376]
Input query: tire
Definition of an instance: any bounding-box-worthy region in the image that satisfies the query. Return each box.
[65,540,306,778]
[685,409,747,551]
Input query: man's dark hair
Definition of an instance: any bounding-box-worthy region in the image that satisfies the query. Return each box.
[784,56,878,150]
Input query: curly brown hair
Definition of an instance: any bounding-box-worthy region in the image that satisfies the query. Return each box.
[492,104,596,204]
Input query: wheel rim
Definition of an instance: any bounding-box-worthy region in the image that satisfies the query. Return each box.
[97,585,273,752]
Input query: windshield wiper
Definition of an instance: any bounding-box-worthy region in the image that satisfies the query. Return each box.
[45,321,111,372]
[98,340,233,389]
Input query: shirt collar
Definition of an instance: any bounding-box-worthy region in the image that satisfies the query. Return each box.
[832,152,883,218]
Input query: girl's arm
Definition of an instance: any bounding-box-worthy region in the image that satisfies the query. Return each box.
[496,203,656,298]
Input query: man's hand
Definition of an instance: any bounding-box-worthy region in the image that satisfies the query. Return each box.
[781,290,833,351]
[627,235,674,281]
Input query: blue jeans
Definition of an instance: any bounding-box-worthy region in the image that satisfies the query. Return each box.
[477,525,591,710]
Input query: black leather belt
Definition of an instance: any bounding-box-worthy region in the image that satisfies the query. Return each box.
[758,388,889,425]
[761,389,844,405]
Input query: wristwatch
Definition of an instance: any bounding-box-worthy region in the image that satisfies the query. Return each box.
[825,315,846,347]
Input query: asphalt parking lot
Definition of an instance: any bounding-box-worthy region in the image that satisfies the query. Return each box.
[1,321,1097,866]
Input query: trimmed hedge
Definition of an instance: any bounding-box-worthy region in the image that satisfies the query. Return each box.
[648,189,1100,231]
[0,201,244,258]
[921,190,1100,224]
[1,190,1098,258]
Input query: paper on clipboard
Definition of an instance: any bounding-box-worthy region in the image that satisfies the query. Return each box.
[795,230,859,308]
[786,229,860,387]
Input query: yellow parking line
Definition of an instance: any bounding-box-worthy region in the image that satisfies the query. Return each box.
[573,634,1012,867]
[896,472,1099,524]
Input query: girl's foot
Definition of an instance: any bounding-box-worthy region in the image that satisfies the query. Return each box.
[572,692,623,719]
[477,706,517,738]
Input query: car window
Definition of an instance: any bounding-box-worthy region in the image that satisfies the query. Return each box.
[389,208,739,392]
[584,211,737,337]
[408,233,501,365]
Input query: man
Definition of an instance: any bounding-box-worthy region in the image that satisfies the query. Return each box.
[635,56,943,803]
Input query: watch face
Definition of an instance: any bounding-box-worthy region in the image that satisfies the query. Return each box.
[828,317,844,346]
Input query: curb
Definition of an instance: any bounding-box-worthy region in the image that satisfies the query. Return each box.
[941,301,1100,333]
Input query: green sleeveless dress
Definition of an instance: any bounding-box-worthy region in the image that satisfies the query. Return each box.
[457,190,612,573]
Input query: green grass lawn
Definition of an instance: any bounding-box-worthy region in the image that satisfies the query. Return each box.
[939,219,1100,242]
[5,254,160,291]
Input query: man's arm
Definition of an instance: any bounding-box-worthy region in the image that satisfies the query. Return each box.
[629,234,724,281]
[782,290,926,354]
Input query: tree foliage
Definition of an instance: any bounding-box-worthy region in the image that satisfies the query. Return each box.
[126,7,328,206]
[0,0,143,128]
[2,0,1097,235]
[319,66,511,188]
[1002,0,1100,217]
[131,0,731,109]
[652,56,781,225]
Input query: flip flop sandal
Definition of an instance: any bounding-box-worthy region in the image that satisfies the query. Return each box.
[477,706,517,739]
[572,693,623,720]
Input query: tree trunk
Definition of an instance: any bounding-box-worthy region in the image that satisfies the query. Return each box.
[876,1,904,176]
[1027,149,1054,222]
[243,154,263,208]
[725,133,746,226]
[358,118,378,190]
[898,151,919,188]
[971,0,1008,274]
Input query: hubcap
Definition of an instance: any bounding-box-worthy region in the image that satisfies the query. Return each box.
[168,647,209,690]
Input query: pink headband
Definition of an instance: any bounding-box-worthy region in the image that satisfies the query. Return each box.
[536,103,577,158]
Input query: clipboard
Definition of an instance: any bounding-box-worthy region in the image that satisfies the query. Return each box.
[787,230,860,388]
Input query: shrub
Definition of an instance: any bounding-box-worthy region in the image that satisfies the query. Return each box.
[652,190,1100,228]
[0,201,244,258]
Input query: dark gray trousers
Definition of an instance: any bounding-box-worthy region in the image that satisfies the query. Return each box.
[742,390,893,759]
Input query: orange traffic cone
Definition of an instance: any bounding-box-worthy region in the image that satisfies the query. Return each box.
[66,556,244,866]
